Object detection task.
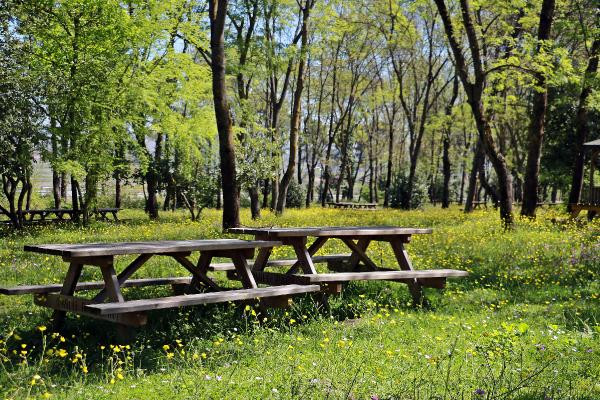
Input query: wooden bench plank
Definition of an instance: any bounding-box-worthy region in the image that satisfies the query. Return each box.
[303,269,468,283]
[234,269,468,287]
[208,254,352,271]
[24,239,282,258]
[0,277,193,295]
[85,284,320,315]
[34,294,147,327]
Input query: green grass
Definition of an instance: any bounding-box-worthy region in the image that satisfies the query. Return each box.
[0,206,599,399]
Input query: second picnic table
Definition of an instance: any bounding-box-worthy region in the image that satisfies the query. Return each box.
[227,226,468,304]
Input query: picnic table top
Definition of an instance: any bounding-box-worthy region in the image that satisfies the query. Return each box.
[24,239,281,258]
[327,202,377,206]
[227,226,432,237]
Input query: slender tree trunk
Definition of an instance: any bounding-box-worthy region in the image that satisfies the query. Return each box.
[209,0,240,229]
[442,74,459,208]
[262,179,269,208]
[521,0,555,217]
[270,176,278,210]
[277,1,313,213]
[465,139,485,212]
[568,38,600,209]
[321,41,341,207]
[442,136,451,208]
[384,124,393,207]
[249,186,261,219]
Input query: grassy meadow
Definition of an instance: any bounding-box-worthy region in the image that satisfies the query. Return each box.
[0,207,599,399]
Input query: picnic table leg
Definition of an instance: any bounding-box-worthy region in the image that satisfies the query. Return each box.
[252,247,272,272]
[51,262,83,330]
[99,260,125,303]
[172,253,220,291]
[231,253,257,289]
[185,253,213,293]
[346,239,372,271]
[389,238,426,307]
[287,237,328,275]
[93,254,153,302]
[99,258,138,340]
[286,238,318,275]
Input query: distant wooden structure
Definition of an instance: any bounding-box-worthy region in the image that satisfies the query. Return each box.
[327,202,377,210]
[570,139,600,219]
[0,208,120,224]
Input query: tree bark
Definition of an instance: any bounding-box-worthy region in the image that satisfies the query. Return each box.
[521,0,556,218]
[249,186,261,219]
[465,139,485,212]
[568,38,600,209]
[209,0,240,229]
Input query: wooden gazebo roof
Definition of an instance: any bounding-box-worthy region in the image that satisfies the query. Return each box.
[584,139,600,148]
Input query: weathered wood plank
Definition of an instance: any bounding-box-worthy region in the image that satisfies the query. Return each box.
[251,271,312,285]
[227,226,432,238]
[24,239,282,258]
[85,285,321,315]
[301,269,468,283]
[35,294,147,327]
[0,277,193,295]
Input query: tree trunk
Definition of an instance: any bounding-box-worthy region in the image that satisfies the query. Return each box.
[52,171,61,209]
[262,179,269,208]
[384,123,393,207]
[521,0,556,217]
[71,176,80,221]
[568,39,600,209]
[270,176,278,210]
[249,186,261,219]
[276,1,313,213]
[306,169,315,207]
[465,139,485,212]
[441,136,451,208]
[115,176,121,209]
[442,74,459,208]
[209,0,240,229]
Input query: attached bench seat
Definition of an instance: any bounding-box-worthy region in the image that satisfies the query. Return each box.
[208,254,351,271]
[251,269,468,289]
[84,284,320,315]
[0,277,193,295]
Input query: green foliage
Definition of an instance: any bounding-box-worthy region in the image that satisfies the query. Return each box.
[390,171,428,209]
[285,180,306,208]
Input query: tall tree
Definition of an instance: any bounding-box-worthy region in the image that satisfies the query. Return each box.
[209,0,240,229]
[521,0,556,217]
[434,0,515,226]
[568,37,600,208]
[276,0,315,213]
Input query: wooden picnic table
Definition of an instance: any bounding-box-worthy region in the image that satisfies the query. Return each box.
[227,226,468,304]
[0,208,121,223]
[2,239,319,329]
[327,202,377,210]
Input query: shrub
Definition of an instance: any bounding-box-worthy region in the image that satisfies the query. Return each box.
[285,180,305,208]
[390,172,428,209]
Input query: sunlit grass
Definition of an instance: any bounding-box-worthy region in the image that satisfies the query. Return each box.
[0,206,599,399]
